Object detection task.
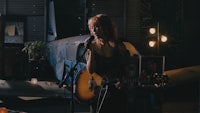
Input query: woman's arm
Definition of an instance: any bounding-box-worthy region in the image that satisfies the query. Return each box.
[85,48,96,74]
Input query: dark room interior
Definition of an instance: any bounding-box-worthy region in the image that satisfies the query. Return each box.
[0,0,200,113]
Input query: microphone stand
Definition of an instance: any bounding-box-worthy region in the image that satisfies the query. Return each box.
[59,48,87,113]
[59,60,79,113]
[69,62,78,113]
[59,37,93,113]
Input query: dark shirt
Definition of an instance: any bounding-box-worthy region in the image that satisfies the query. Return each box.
[93,42,130,81]
[90,42,130,113]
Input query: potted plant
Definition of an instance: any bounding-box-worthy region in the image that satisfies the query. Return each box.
[22,41,48,61]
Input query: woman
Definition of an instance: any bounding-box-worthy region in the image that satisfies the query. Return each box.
[85,14,130,113]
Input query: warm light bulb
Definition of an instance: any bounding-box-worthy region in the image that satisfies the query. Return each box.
[149,28,156,34]
[149,41,156,47]
[161,35,167,42]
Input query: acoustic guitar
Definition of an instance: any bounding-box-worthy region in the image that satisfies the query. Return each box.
[76,69,103,102]
[75,69,138,103]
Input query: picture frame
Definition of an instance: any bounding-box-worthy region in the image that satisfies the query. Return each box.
[3,16,25,44]
[138,56,166,86]
[139,56,165,76]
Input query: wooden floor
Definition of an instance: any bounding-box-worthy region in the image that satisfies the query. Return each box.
[162,101,198,113]
[0,79,199,113]
[0,79,89,113]
[0,96,90,113]
[0,96,198,113]
[0,79,69,97]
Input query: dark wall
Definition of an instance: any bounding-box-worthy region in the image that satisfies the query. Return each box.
[0,17,3,76]
[181,0,200,66]
[149,0,200,68]
[0,0,46,42]
[0,0,47,79]
[54,0,86,39]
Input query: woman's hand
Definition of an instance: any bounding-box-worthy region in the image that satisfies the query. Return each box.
[85,49,91,62]
[114,81,122,89]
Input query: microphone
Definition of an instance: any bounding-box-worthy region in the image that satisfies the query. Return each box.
[82,36,94,56]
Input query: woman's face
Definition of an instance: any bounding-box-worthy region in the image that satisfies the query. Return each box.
[88,24,95,36]
[88,18,104,40]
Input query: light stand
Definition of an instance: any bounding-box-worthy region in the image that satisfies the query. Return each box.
[156,22,160,55]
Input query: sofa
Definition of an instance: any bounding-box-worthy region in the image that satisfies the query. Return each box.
[46,35,89,84]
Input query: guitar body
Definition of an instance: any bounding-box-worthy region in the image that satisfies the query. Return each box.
[76,69,103,102]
